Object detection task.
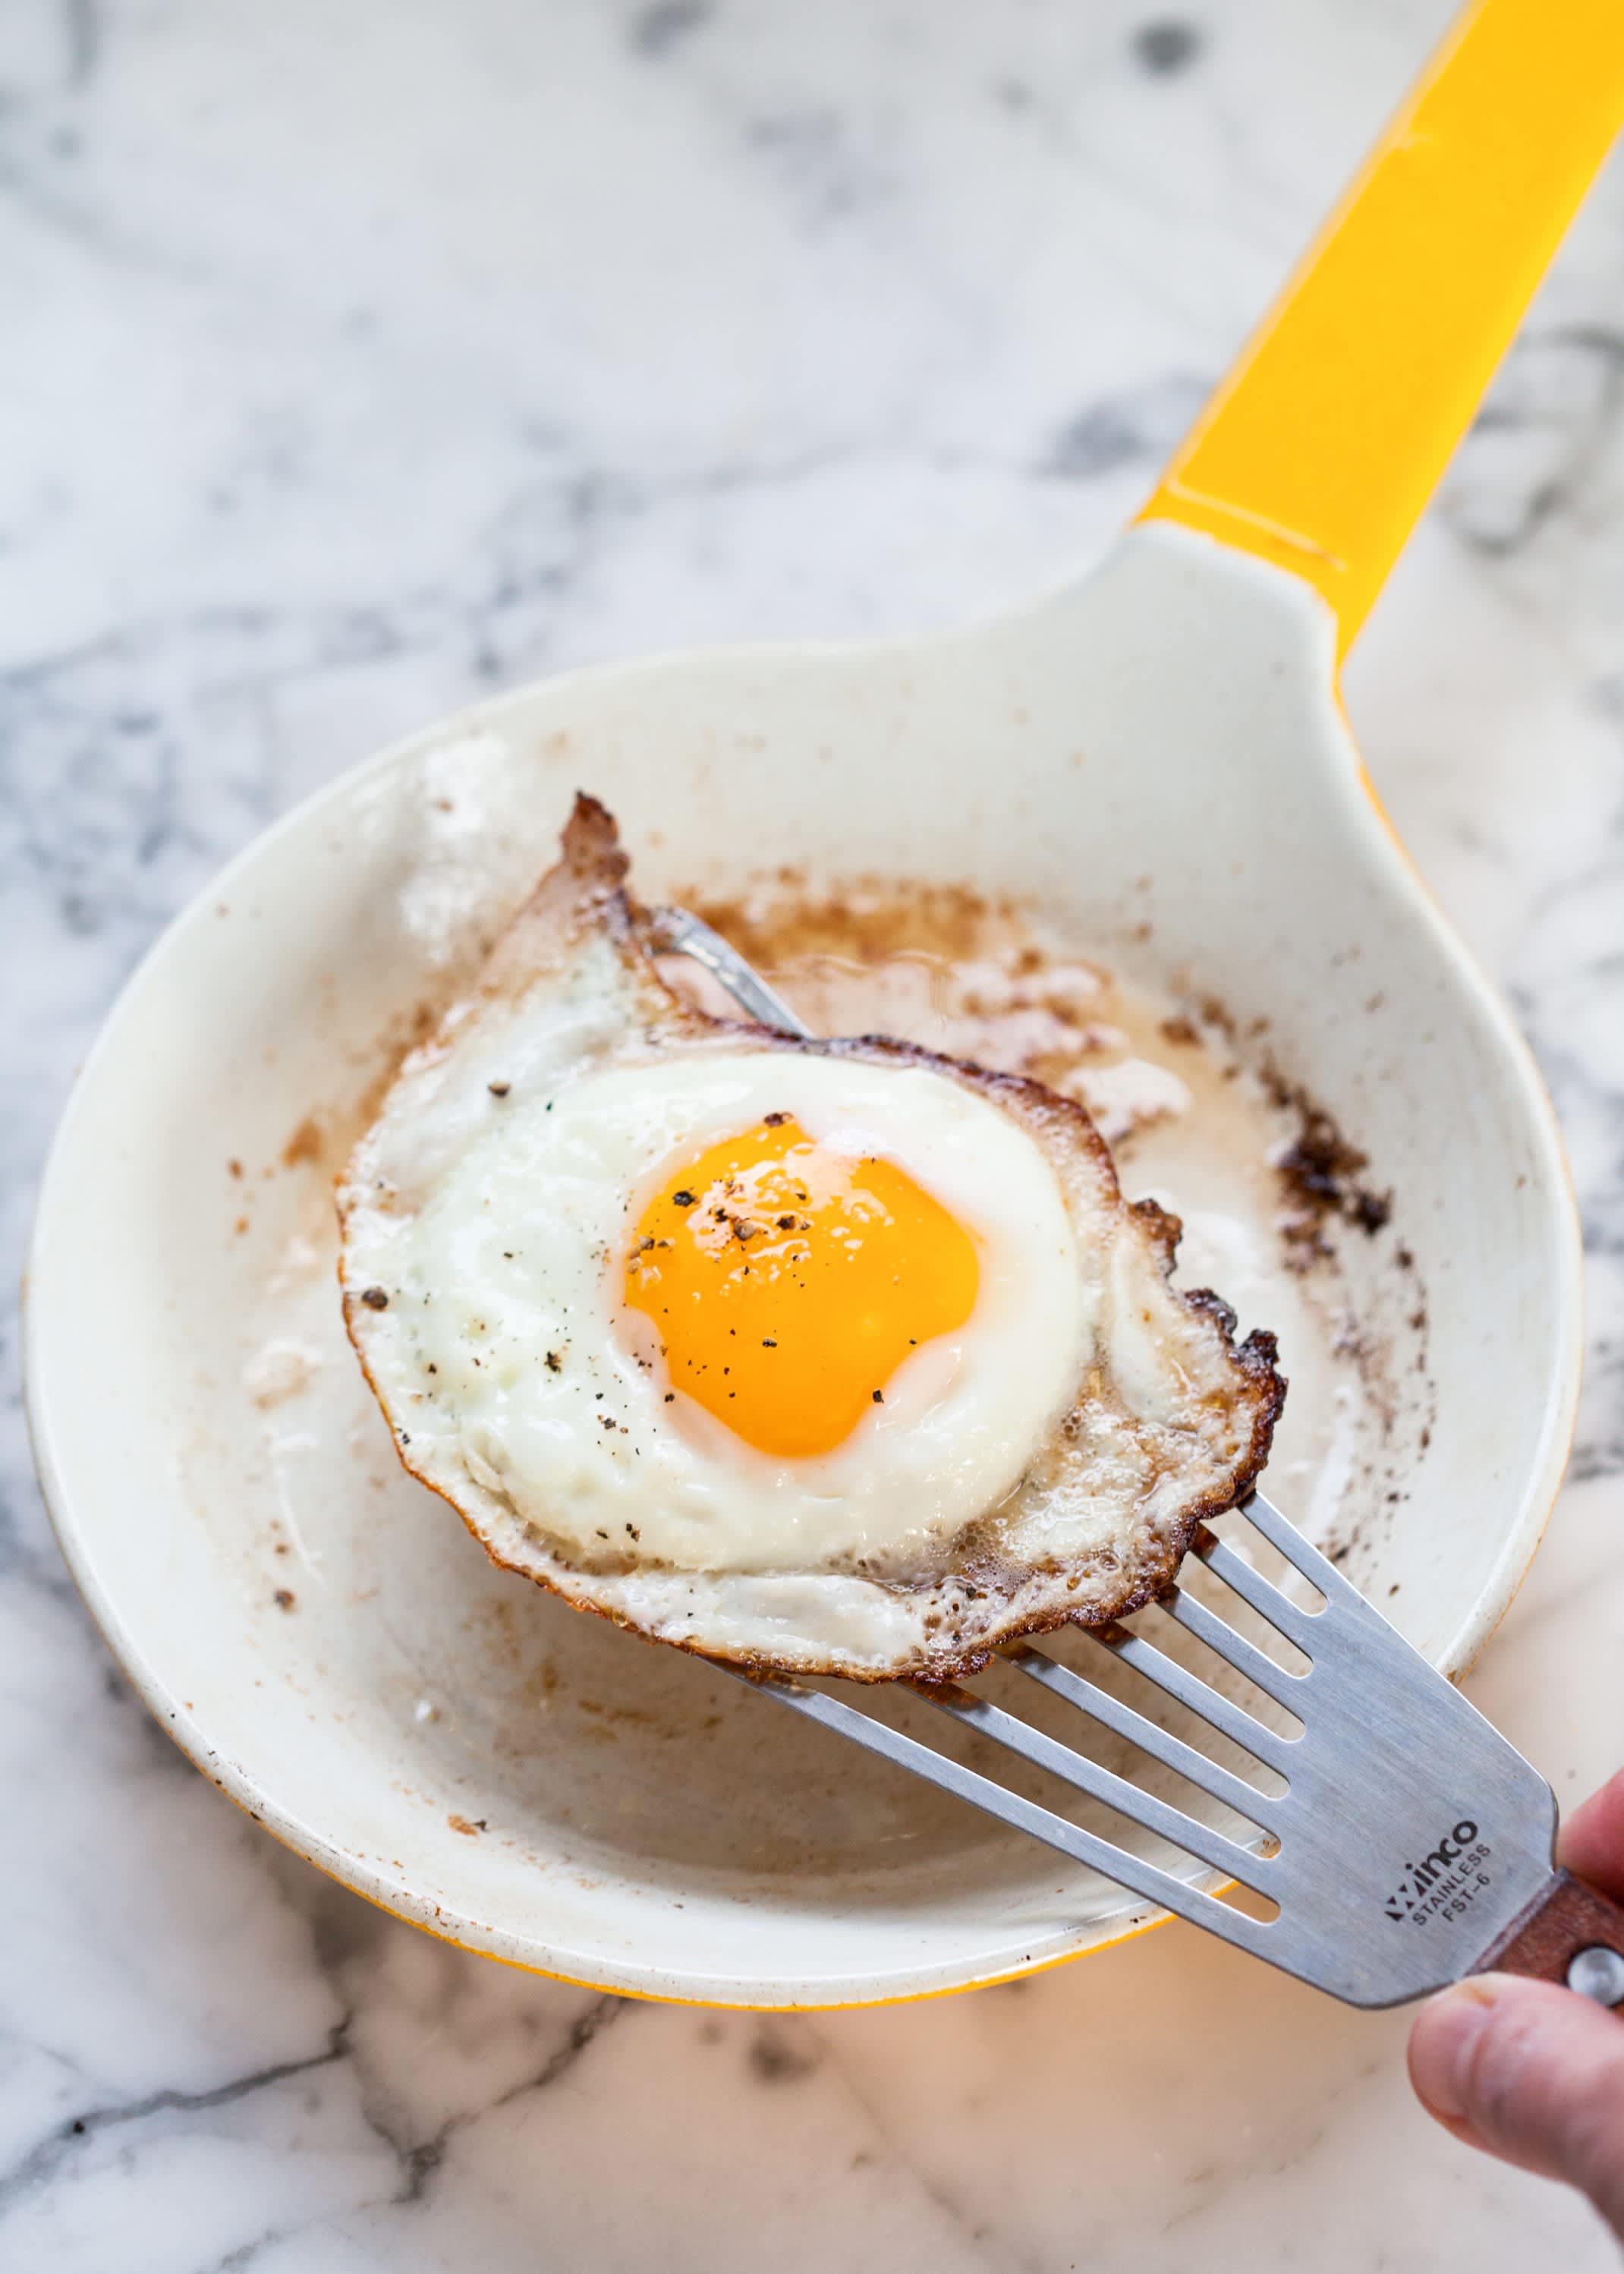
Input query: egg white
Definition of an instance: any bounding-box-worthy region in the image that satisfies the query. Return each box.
[338,796,1283,1680]
[349,1050,1082,1573]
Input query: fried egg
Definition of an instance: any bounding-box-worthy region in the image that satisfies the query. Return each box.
[338,796,1283,1681]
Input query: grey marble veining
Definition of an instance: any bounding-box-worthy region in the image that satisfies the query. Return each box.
[4,1,1623,2267]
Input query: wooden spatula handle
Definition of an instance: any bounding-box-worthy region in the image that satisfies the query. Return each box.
[1475,1871,1624,2003]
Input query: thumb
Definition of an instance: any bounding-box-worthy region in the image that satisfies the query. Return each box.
[1409,1973,1624,2236]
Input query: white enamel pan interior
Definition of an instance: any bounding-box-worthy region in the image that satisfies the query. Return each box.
[25,524,1582,2006]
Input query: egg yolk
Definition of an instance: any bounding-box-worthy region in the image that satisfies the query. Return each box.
[623,1115,979,1459]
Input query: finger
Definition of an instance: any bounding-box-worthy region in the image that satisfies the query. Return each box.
[1557,1768,1624,1903]
[1408,1974,1624,2238]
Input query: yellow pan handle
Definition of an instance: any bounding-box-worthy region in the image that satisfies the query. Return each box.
[1138,0,1624,654]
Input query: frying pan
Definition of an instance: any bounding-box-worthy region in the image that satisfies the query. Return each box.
[24,0,1614,2005]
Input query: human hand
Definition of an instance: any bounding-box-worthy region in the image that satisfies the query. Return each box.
[1408,1767,1624,2239]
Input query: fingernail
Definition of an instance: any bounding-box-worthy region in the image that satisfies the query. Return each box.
[1409,1976,1507,2121]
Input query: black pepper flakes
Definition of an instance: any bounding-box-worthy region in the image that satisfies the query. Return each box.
[360,1287,389,1309]
[762,1338,777,1348]
[488,1082,511,1098]
[546,1350,563,1372]
[763,1110,790,1127]
[872,1389,883,1404]
[672,1189,696,1208]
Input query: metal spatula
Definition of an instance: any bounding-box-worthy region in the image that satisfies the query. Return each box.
[648,904,1624,2012]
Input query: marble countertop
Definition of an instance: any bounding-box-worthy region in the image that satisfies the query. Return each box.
[5,0,1624,2266]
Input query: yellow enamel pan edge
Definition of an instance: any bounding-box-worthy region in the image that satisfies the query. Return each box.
[1139,0,1624,654]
